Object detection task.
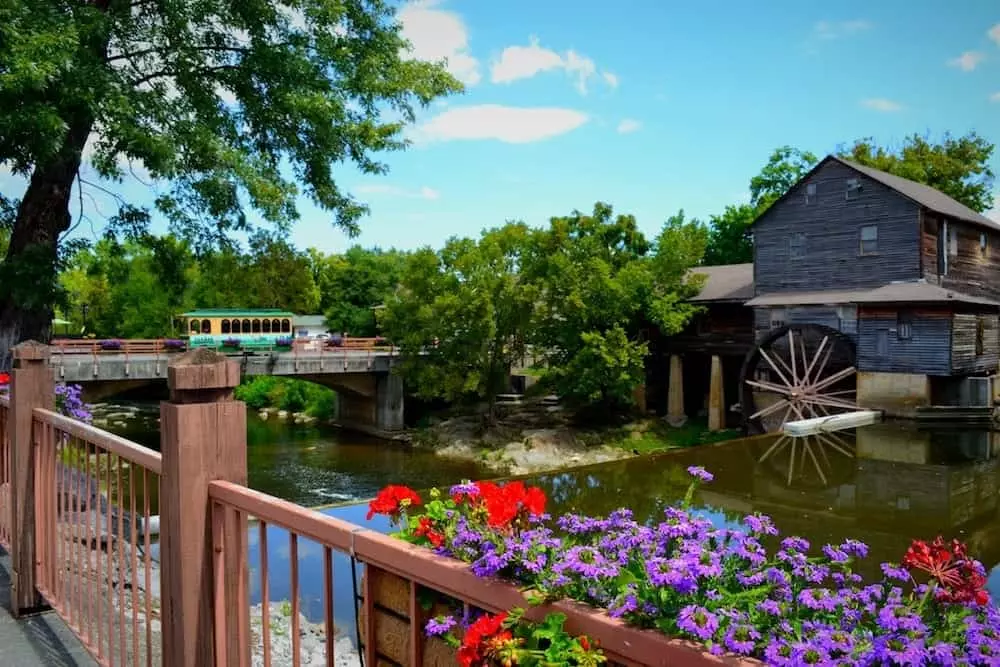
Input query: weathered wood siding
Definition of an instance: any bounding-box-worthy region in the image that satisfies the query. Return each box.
[857,307,951,375]
[665,304,754,355]
[752,306,857,342]
[754,160,921,294]
[930,213,1000,302]
[920,211,940,281]
[951,313,999,375]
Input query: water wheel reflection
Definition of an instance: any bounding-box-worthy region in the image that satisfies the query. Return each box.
[756,431,857,489]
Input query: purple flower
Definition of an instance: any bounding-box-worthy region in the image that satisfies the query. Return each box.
[425,615,457,637]
[677,605,719,641]
[686,466,714,483]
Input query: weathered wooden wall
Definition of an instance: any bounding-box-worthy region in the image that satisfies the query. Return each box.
[753,160,921,294]
[662,303,754,355]
[752,305,857,342]
[951,313,1000,375]
[926,212,1000,302]
[856,307,951,375]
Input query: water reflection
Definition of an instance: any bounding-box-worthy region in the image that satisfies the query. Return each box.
[254,423,1000,637]
[95,401,490,506]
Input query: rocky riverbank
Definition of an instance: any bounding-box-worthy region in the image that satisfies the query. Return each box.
[411,400,741,475]
[257,406,320,425]
[249,602,359,667]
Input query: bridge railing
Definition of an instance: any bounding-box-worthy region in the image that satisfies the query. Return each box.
[49,337,398,356]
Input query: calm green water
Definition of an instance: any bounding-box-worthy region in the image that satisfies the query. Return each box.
[97,404,1000,634]
[92,401,491,507]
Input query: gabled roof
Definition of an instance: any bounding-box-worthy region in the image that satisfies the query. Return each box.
[832,156,999,230]
[688,263,754,303]
[751,155,1000,232]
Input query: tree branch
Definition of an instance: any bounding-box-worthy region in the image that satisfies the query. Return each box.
[129,64,240,88]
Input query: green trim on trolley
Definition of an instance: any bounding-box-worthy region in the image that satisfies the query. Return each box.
[179,309,295,318]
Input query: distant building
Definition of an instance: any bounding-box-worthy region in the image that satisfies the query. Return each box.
[292,315,329,338]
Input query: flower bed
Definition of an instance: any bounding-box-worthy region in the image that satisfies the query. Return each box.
[100,339,123,351]
[274,336,293,348]
[221,337,241,350]
[367,468,1000,665]
[163,339,186,352]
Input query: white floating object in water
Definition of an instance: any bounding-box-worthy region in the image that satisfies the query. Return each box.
[782,410,881,437]
[137,515,160,537]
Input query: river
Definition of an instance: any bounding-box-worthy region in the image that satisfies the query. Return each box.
[95,403,1000,640]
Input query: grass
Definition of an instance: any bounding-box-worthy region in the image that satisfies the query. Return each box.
[603,418,740,455]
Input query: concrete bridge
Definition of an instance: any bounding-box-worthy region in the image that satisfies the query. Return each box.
[47,339,404,436]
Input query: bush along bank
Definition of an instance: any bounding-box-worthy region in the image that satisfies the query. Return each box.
[367,469,999,665]
[235,376,337,424]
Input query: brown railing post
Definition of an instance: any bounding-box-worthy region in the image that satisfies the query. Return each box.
[8,340,54,616]
[160,349,247,666]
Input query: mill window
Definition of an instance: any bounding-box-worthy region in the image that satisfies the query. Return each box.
[769,308,786,329]
[897,312,913,340]
[949,225,959,256]
[859,224,878,255]
[805,183,817,205]
[976,318,985,356]
[846,178,862,200]
[788,232,806,260]
[981,232,988,253]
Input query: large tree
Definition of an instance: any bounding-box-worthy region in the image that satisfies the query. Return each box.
[380,224,537,423]
[0,0,460,365]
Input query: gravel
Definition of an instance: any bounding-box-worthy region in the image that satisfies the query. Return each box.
[249,602,360,667]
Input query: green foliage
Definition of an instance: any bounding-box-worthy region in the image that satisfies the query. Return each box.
[381,223,538,422]
[702,204,756,266]
[543,326,647,410]
[311,245,407,336]
[0,0,460,351]
[234,376,336,421]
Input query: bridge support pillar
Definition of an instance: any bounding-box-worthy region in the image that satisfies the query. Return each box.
[337,373,405,437]
[160,349,247,667]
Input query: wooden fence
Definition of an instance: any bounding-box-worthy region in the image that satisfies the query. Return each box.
[0,341,735,666]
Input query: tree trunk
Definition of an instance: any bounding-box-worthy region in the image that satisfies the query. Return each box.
[0,117,93,369]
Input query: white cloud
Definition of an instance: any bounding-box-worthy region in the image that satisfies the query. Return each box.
[860,98,903,112]
[353,184,440,200]
[949,51,985,71]
[990,92,1000,103]
[989,23,1000,46]
[616,119,641,134]
[489,37,615,94]
[411,104,588,144]
[812,20,872,40]
[398,0,480,85]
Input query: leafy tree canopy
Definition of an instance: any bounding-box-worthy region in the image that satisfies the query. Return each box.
[0,0,461,358]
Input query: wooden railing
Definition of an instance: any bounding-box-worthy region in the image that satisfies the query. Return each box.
[1,341,725,666]
[49,337,395,355]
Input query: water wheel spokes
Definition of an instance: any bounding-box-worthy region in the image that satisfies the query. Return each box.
[741,324,858,434]
[755,431,857,489]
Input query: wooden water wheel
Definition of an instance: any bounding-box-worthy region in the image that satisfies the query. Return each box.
[754,431,857,489]
[740,324,857,434]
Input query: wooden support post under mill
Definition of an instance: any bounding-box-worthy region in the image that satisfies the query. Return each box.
[708,354,725,432]
[667,354,687,426]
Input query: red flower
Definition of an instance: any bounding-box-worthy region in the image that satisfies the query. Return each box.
[463,481,547,530]
[366,485,421,521]
[414,516,445,548]
[0,373,9,385]
[458,613,510,667]
[903,536,990,607]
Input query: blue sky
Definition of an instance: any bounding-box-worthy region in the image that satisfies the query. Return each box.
[2,0,999,253]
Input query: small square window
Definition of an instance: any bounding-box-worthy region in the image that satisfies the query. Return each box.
[859,224,878,255]
[805,183,817,204]
[980,232,988,253]
[788,232,806,259]
[846,178,862,200]
[770,308,785,329]
[897,312,913,340]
